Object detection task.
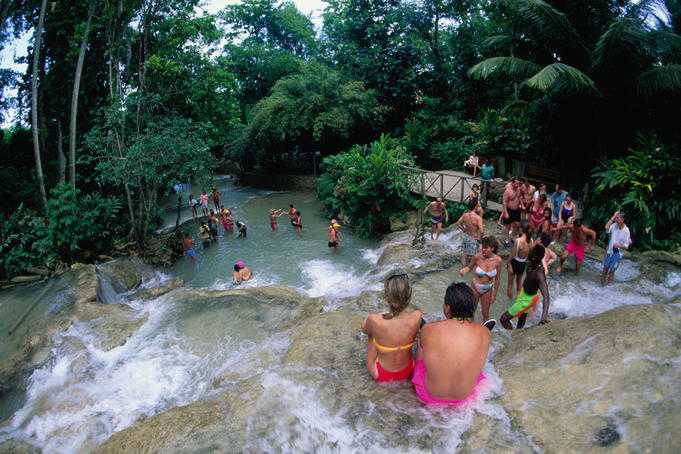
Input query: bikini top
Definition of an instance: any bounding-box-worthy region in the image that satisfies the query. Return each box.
[372,337,414,353]
[475,266,497,278]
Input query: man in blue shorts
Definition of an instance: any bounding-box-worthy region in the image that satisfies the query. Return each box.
[601,211,631,285]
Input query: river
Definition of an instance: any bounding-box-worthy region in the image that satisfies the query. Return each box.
[0,181,680,452]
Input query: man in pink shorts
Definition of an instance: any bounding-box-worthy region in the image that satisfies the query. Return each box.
[557,219,596,275]
[412,282,490,406]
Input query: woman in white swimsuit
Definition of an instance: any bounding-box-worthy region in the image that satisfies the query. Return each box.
[459,236,503,325]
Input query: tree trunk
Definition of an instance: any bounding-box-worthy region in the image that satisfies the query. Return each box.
[31,0,48,211]
[57,120,65,182]
[69,1,96,189]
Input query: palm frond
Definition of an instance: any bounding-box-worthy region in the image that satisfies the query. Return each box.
[467,56,542,81]
[525,63,598,92]
[638,64,681,96]
[592,18,649,71]
[510,0,586,50]
[483,34,513,50]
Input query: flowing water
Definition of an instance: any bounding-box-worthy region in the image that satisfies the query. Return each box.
[1,182,680,452]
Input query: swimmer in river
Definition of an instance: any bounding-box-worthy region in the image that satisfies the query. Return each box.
[199,222,211,249]
[233,260,252,284]
[362,272,422,383]
[500,244,551,329]
[269,209,285,231]
[183,233,197,265]
[412,282,490,406]
[328,219,341,250]
[236,220,247,238]
[292,210,303,233]
[459,236,502,328]
[423,197,449,240]
[288,204,297,221]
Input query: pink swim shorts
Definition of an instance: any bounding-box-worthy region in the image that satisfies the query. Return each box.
[411,359,485,407]
[565,240,586,263]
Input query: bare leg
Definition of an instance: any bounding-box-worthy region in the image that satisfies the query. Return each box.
[516,313,528,329]
[575,259,582,275]
[507,263,515,299]
[500,312,513,330]
[480,292,493,321]
[515,272,523,297]
[557,251,570,273]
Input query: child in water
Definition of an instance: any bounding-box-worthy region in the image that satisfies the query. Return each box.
[236,220,247,238]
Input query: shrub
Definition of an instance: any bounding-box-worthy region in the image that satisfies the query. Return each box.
[589,133,681,249]
[317,134,418,236]
[0,204,51,279]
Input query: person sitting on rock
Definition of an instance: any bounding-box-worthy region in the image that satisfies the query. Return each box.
[500,244,551,329]
[412,282,489,406]
[362,272,422,383]
[233,260,252,284]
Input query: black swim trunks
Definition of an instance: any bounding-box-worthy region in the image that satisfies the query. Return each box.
[328,241,338,248]
[504,208,522,224]
[510,257,527,275]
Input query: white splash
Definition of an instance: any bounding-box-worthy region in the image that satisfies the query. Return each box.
[299,259,379,300]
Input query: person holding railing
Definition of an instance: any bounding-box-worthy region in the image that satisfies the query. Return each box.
[464,154,480,176]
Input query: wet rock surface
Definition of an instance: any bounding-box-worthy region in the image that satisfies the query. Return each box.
[97,258,148,292]
[493,303,681,452]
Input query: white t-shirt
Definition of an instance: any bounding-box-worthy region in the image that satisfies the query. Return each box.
[607,223,631,254]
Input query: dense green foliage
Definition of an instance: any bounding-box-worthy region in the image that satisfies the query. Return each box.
[589,134,681,249]
[1,0,681,278]
[317,135,417,236]
[0,183,121,278]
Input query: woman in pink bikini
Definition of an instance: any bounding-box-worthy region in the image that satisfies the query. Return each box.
[362,273,422,383]
[413,282,490,406]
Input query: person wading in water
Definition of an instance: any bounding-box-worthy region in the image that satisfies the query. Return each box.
[455,199,484,267]
[423,198,449,240]
[459,236,502,328]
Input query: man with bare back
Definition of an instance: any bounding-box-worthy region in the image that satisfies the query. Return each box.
[455,199,484,267]
[423,197,449,240]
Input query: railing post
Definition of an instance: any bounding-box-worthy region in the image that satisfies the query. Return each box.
[460,177,465,202]
[421,172,425,195]
[440,174,444,199]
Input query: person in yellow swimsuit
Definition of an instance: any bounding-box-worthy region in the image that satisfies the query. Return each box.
[362,272,422,383]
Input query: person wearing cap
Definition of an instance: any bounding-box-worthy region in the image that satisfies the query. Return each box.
[601,211,631,285]
[233,260,252,284]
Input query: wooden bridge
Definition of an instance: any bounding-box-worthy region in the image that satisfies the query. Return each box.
[402,166,504,212]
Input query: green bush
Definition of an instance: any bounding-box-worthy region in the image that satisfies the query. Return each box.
[0,184,123,278]
[0,204,51,279]
[589,133,681,250]
[317,134,418,236]
[46,183,122,262]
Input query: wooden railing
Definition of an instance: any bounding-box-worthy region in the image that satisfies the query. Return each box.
[401,165,480,202]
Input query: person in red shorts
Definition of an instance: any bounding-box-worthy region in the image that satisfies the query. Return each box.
[362,272,422,383]
[557,219,596,275]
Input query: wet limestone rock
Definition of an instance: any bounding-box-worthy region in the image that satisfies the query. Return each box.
[131,278,184,301]
[97,258,146,292]
[493,303,681,452]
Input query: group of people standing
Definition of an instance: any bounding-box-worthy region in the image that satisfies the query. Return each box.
[362,181,631,407]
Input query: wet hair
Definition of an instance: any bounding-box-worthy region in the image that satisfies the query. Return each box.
[527,244,545,271]
[468,198,478,211]
[383,273,412,318]
[543,207,551,218]
[289,204,294,208]
[234,264,240,272]
[540,232,551,248]
[296,211,301,215]
[521,222,532,242]
[522,276,540,295]
[444,282,477,320]
[480,235,498,254]
[573,219,582,227]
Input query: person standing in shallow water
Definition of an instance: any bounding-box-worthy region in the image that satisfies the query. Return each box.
[233,260,252,284]
[500,244,551,329]
[328,219,341,250]
[362,272,422,383]
[292,210,302,233]
[507,223,532,300]
[269,209,285,231]
[412,282,490,406]
[200,191,209,217]
[459,236,502,327]
[602,211,631,285]
[423,197,449,240]
[211,188,221,212]
[557,219,596,275]
[455,199,484,267]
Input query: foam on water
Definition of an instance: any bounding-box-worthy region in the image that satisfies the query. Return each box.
[209,272,281,291]
[299,259,381,300]
[3,292,290,453]
[361,246,385,266]
[547,279,653,318]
